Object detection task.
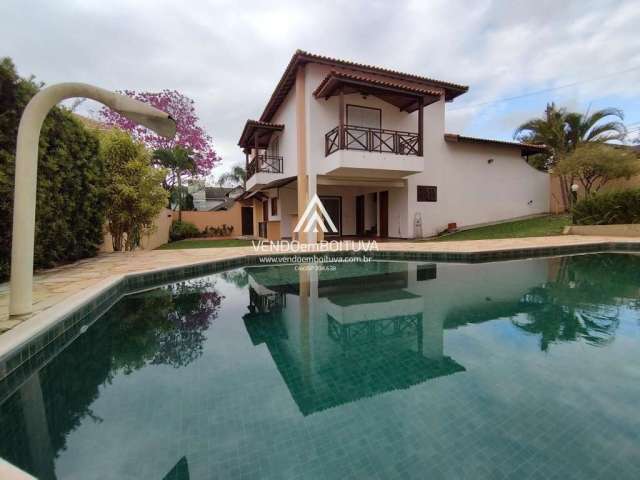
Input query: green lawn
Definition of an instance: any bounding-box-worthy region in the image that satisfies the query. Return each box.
[433,215,571,241]
[157,239,255,250]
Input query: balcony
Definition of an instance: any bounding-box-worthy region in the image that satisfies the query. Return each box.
[325,125,420,157]
[320,125,424,179]
[247,154,283,178]
[245,154,285,191]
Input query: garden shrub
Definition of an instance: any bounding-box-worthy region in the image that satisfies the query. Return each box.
[169,221,200,241]
[0,57,106,280]
[572,188,640,225]
[100,130,167,251]
[201,224,234,237]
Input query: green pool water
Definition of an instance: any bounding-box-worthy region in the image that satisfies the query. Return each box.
[1,253,639,479]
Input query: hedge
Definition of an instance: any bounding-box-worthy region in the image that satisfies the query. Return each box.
[0,58,106,280]
[572,188,640,225]
[169,220,200,241]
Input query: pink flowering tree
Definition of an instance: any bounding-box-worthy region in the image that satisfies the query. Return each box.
[99,90,220,176]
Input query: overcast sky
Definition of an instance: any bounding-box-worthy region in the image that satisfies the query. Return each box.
[2,0,639,180]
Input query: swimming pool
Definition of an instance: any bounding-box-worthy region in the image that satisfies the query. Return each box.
[1,253,639,479]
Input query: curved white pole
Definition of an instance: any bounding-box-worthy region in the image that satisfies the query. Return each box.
[9,83,176,316]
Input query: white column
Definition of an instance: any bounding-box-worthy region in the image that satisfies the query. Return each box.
[421,315,444,361]
[20,373,55,480]
[307,174,318,243]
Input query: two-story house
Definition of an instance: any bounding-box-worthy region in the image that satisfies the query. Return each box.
[238,50,549,241]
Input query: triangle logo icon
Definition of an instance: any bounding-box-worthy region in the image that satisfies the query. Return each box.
[294,194,338,234]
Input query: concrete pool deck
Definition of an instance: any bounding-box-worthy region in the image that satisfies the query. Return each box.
[1,234,639,334]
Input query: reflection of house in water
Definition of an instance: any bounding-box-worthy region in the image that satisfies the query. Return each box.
[242,262,465,415]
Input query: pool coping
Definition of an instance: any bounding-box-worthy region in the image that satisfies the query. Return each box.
[1,240,640,398]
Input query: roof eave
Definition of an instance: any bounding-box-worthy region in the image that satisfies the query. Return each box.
[444,133,547,156]
[260,50,469,122]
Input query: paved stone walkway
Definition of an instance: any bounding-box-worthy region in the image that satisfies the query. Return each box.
[0,235,637,333]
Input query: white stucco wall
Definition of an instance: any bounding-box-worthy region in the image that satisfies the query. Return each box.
[279,183,298,238]
[405,98,549,238]
[267,87,298,178]
[258,62,549,240]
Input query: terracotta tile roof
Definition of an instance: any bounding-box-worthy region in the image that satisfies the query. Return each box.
[210,198,236,211]
[204,187,234,200]
[260,50,469,122]
[444,133,547,156]
[313,70,443,99]
[244,119,285,129]
[238,119,285,147]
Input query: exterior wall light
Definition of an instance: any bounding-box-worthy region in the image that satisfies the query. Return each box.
[9,83,176,316]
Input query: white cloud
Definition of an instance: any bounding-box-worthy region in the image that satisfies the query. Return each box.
[1,0,639,179]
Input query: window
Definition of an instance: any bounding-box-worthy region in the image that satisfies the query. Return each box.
[417,186,437,202]
[417,264,437,281]
[346,105,381,129]
[268,136,279,157]
[271,197,278,216]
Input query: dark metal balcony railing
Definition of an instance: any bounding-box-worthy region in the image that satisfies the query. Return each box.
[325,125,420,157]
[247,154,283,179]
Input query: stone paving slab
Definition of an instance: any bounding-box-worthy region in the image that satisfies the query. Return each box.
[0,235,638,334]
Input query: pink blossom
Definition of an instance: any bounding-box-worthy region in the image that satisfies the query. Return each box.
[99,89,220,175]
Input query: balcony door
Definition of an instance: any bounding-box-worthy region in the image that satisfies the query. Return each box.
[346,105,381,150]
[347,105,381,129]
[268,136,279,157]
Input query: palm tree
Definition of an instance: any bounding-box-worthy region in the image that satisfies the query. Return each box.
[514,103,627,205]
[564,107,627,147]
[217,164,246,187]
[153,147,197,221]
[514,103,569,166]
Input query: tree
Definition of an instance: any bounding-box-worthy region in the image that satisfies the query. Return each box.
[217,164,246,187]
[514,103,627,206]
[556,143,639,196]
[514,103,569,170]
[170,187,194,212]
[99,130,167,251]
[98,90,220,177]
[152,147,197,221]
[564,108,627,147]
[0,57,106,280]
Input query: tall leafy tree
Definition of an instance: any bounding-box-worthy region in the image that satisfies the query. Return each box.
[153,147,197,220]
[0,57,106,280]
[514,103,627,205]
[556,143,639,196]
[514,103,569,168]
[216,164,246,187]
[564,108,627,147]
